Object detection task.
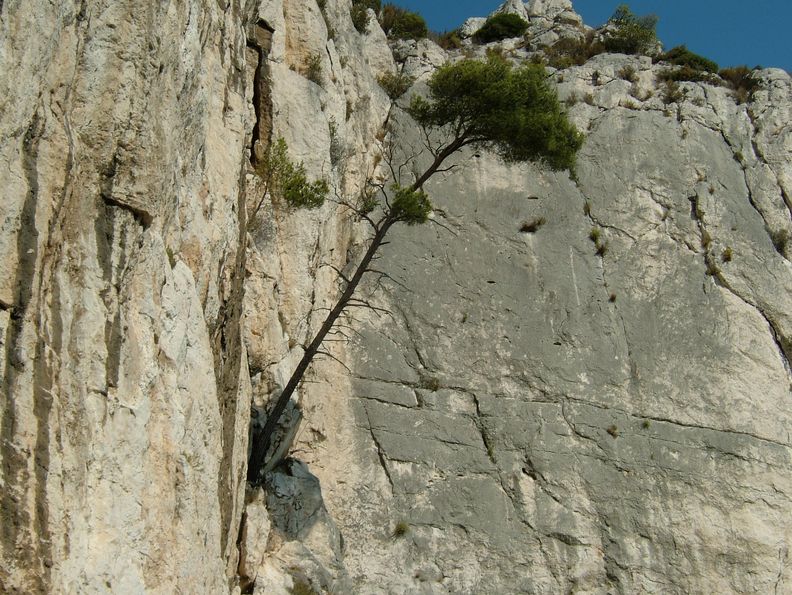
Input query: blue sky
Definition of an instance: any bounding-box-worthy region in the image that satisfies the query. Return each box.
[389,1,792,71]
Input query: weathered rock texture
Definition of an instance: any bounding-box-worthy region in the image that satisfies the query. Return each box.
[1,0,791,593]
[0,0,255,591]
[284,4,792,595]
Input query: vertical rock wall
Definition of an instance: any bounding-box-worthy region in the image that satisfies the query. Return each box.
[237,0,396,590]
[279,6,792,595]
[0,1,255,591]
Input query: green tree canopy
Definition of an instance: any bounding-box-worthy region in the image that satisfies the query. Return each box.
[408,56,583,172]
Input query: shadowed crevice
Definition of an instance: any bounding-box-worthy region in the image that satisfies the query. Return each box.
[0,113,48,593]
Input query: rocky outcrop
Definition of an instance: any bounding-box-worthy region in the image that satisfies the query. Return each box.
[311,73,792,592]
[462,0,583,46]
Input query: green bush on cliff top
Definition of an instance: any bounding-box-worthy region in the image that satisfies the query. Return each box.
[473,13,529,43]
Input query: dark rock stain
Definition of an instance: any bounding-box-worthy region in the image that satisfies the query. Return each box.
[0,113,49,592]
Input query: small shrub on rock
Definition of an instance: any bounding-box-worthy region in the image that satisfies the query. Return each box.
[617,64,638,82]
[473,13,529,43]
[290,577,320,595]
[392,521,410,538]
[603,4,658,55]
[520,217,546,233]
[719,65,760,103]
[662,79,684,104]
[304,53,323,84]
[658,45,718,73]
[250,138,328,225]
[656,65,714,84]
[435,29,463,50]
[350,0,381,33]
[380,3,428,40]
[282,166,329,209]
[377,71,415,99]
[771,229,790,255]
[543,33,605,69]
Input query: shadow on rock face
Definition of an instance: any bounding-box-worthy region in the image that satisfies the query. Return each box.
[245,459,351,593]
[264,459,327,540]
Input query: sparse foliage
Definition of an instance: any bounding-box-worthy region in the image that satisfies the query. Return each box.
[380,3,428,40]
[662,80,684,104]
[771,229,790,255]
[719,65,760,104]
[658,45,718,73]
[603,4,658,55]
[328,117,344,165]
[419,375,441,391]
[520,217,546,233]
[351,0,381,33]
[543,32,605,69]
[589,226,608,255]
[656,66,714,84]
[251,138,328,223]
[377,71,415,100]
[304,53,323,84]
[435,29,463,50]
[290,578,320,595]
[617,64,638,82]
[392,521,410,538]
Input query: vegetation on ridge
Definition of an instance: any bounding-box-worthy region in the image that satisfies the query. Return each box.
[603,4,658,55]
[380,3,428,40]
[473,13,529,43]
[349,0,428,39]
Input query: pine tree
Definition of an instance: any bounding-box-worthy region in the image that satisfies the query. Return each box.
[247,55,583,484]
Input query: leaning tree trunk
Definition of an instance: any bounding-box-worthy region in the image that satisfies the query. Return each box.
[247,216,396,483]
[247,136,466,484]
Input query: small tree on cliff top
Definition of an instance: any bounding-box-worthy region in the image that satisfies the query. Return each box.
[247,55,583,484]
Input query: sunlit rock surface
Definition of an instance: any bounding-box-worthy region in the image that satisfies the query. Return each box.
[1,0,790,593]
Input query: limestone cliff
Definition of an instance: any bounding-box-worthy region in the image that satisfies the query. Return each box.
[1,0,258,591]
[1,1,790,594]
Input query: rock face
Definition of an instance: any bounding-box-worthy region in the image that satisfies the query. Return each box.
[1,0,791,593]
[0,0,255,591]
[282,3,792,595]
[308,80,792,593]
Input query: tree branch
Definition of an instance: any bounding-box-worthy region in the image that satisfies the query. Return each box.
[314,349,352,373]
